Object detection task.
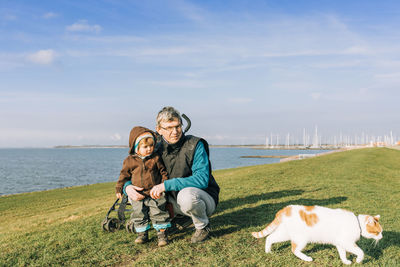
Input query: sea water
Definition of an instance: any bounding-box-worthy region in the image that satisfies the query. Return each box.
[0,147,328,196]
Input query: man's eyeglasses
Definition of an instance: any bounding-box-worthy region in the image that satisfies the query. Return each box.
[160,125,182,132]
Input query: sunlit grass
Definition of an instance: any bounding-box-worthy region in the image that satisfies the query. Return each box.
[1,148,399,266]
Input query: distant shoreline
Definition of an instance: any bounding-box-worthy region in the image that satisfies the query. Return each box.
[54,145,127,149]
[53,144,334,150]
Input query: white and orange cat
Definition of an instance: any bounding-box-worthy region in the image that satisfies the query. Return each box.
[252,205,382,265]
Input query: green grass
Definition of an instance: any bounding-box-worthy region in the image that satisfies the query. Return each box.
[1,147,399,266]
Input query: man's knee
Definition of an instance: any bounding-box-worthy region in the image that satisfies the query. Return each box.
[176,187,203,213]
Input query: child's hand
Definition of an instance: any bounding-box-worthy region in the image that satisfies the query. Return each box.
[150,183,165,199]
[116,193,122,199]
[126,185,145,201]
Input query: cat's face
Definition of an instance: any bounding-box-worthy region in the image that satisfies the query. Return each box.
[361,215,383,241]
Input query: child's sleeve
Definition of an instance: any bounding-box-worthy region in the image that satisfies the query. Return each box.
[123,180,132,195]
[115,157,132,194]
[156,156,169,183]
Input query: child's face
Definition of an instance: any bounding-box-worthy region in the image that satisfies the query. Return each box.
[137,143,154,157]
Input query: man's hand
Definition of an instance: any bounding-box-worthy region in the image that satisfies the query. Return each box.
[125,185,145,201]
[150,183,165,199]
[116,193,122,199]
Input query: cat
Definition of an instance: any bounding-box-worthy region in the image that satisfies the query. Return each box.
[251,205,382,265]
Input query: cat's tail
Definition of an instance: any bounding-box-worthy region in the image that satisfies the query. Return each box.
[251,221,278,238]
[251,206,291,238]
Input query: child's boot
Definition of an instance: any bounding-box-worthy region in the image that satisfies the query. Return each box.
[135,230,149,244]
[157,229,168,247]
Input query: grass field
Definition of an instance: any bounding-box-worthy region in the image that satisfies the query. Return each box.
[1,147,399,266]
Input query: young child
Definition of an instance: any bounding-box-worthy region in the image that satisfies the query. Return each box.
[115,126,171,247]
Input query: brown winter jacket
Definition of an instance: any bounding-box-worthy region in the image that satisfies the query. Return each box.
[115,126,168,196]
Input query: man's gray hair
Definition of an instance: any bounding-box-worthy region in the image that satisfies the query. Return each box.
[156,106,182,127]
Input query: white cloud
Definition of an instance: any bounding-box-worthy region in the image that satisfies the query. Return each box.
[374,72,400,79]
[261,50,326,58]
[173,1,207,24]
[149,80,205,89]
[2,14,17,21]
[43,12,58,19]
[228,97,253,104]
[311,92,321,100]
[66,20,102,33]
[209,134,230,141]
[140,47,197,56]
[343,46,370,55]
[320,89,375,103]
[27,49,56,65]
[260,46,369,59]
[373,72,400,87]
[110,133,122,141]
[64,35,146,43]
[312,60,363,69]
[0,91,106,104]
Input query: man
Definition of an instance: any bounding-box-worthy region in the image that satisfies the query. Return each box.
[125,106,220,243]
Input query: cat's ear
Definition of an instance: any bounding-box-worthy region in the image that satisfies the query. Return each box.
[367,216,374,224]
[374,215,380,221]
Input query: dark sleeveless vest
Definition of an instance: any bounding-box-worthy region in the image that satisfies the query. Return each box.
[158,135,220,205]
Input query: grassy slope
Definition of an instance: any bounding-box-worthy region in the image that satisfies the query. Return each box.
[0,148,399,266]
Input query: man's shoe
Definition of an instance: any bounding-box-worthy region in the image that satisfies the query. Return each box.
[135,231,149,244]
[157,229,168,247]
[191,224,211,243]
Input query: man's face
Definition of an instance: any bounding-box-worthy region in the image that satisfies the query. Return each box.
[157,118,182,144]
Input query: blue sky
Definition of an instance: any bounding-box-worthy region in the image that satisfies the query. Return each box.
[1,0,399,147]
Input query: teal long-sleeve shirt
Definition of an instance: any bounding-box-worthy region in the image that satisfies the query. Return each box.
[123,141,210,194]
[164,141,210,191]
